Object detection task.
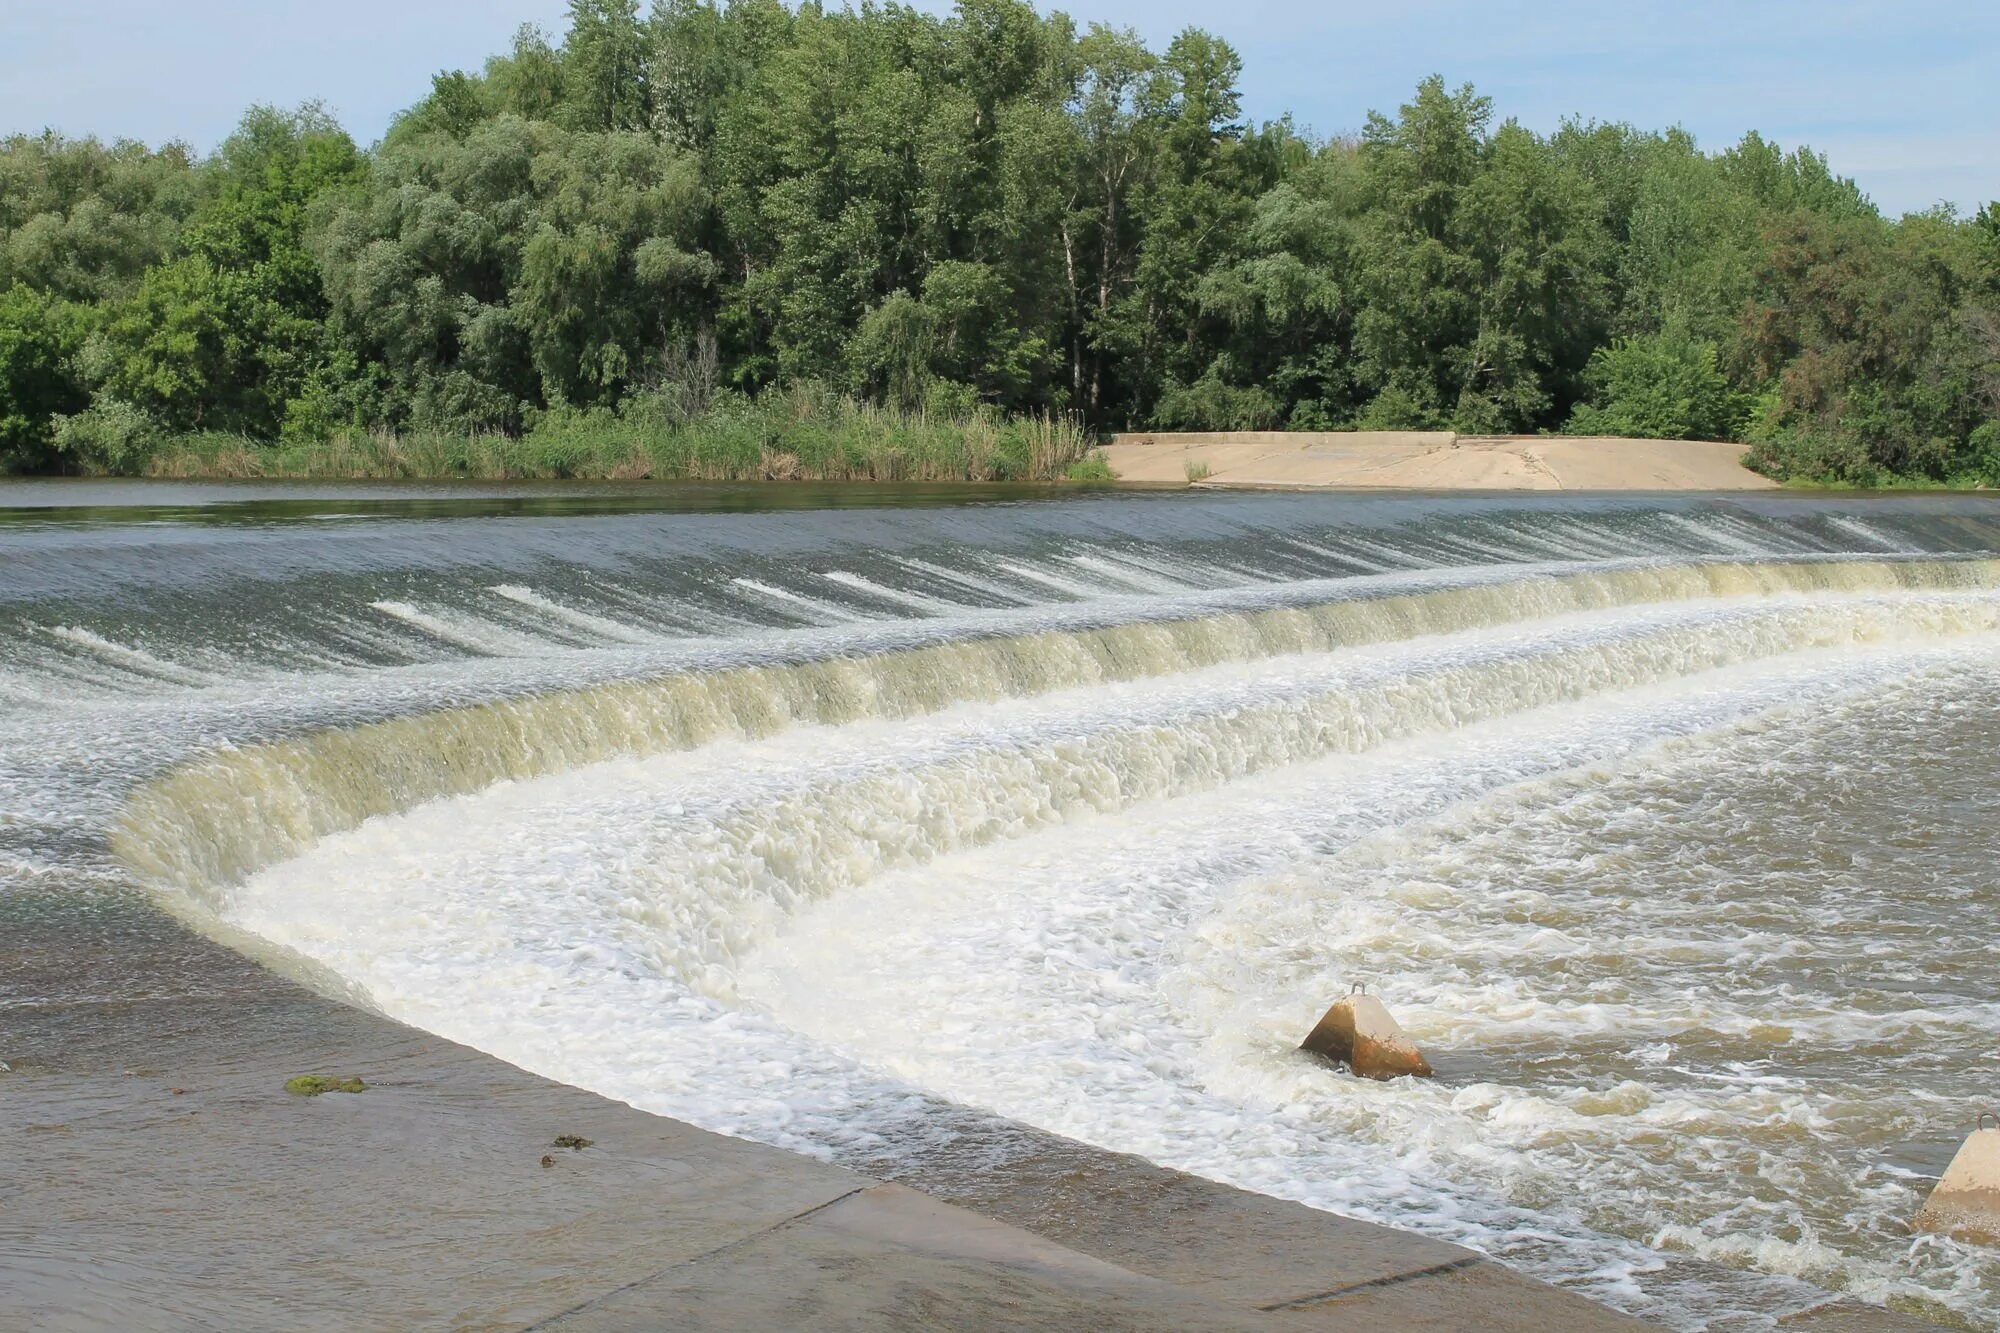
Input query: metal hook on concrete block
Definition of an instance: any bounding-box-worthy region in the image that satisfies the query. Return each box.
[1916,1114,2000,1244]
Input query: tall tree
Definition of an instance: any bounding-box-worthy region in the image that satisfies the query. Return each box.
[564,0,652,133]
[314,115,709,430]
[101,105,362,433]
[1350,77,1489,425]
[0,283,86,468]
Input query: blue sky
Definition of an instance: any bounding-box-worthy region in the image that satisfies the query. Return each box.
[5,1,1995,217]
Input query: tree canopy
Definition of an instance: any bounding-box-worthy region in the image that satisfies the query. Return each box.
[2,0,1996,484]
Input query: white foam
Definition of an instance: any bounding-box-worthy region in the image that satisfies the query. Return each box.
[209,589,2000,1328]
[368,599,555,656]
[729,578,872,624]
[45,626,216,687]
[819,570,956,612]
[487,584,663,644]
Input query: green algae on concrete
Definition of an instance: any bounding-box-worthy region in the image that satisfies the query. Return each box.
[285,1075,366,1096]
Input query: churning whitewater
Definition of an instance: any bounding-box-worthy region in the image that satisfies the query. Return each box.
[9,489,2000,1330]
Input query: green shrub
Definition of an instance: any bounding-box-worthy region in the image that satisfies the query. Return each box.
[1353,384,1439,431]
[50,398,163,473]
[1564,330,1739,441]
[0,284,87,471]
[1744,431,1876,485]
[1065,452,1114,481]
[1155,362,1281,432]
[1966,421,2000,486]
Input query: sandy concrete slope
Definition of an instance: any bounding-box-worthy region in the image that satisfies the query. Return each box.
[1101,432,1778,490]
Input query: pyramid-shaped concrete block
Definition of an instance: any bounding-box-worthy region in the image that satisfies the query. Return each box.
[1916,1122,2000,1244]
[1300,991,1434,1080]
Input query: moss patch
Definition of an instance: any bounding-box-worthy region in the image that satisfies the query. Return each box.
[551,1134,593,1151]
[285,1075,367,1096]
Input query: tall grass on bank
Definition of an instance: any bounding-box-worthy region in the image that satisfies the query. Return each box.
[132,385,1098,482]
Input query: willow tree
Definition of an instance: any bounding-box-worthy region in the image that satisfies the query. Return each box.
[100,105,362,433]
[312,115,711,432]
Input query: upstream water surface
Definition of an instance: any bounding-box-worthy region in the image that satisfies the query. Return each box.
[5,482,2000,1329]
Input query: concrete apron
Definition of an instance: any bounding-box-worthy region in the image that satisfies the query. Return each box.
[0,896,1939,1331]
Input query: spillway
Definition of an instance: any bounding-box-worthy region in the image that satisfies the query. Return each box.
[6,483,2000,1329]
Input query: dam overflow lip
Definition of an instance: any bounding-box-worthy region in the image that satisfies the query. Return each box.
[5,488,2000,1330]
[0,478,1127,527]
[0,477,1971,522]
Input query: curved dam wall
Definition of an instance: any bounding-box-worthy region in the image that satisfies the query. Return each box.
[116,556,2000,915]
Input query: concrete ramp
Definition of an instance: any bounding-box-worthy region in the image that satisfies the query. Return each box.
[1101,432,1777,491]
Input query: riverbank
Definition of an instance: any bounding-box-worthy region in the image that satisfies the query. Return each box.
[35,421,1990,493]
[47,390,1099,484]
[1100,432,1780,490]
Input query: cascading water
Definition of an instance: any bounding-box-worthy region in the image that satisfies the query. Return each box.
[8,484,2000,1330]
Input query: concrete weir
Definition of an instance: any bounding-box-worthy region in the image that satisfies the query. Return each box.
[0,898,1941,1331]
[13,495,2000,1330]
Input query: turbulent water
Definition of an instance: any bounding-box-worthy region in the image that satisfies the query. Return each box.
[7,483,2000,1329]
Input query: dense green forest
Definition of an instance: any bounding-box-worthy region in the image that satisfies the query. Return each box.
[3,0,1998,482]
